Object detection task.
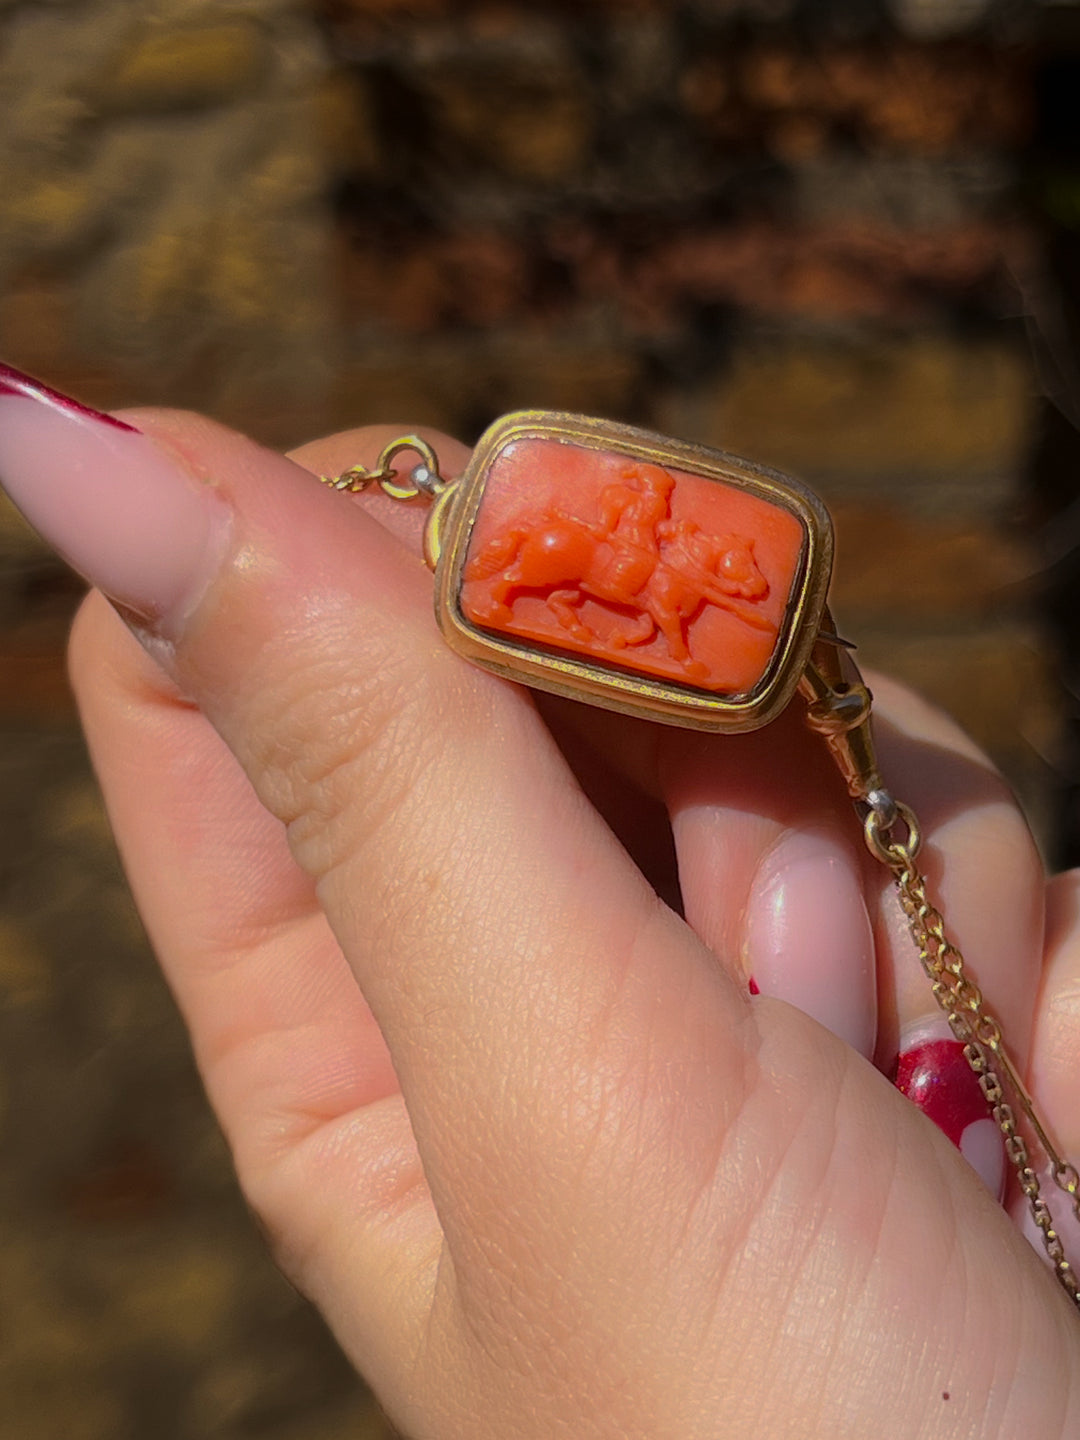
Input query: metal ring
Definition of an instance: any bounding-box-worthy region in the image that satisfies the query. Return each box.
[374,435,443,501]
[863,798,921,867]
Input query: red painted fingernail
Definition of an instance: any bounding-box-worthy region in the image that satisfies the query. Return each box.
[0,362,230,634]
[0,363,138,431]
[892,1021,1005,1199]
[748,976,760,995]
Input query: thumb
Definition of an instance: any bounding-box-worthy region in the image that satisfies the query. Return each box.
[0,372,754,1428]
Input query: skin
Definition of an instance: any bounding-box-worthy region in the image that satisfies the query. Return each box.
[66,414,1080,1439]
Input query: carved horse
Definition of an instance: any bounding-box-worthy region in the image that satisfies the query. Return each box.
[464,511,773,674]
[608,520,775,670]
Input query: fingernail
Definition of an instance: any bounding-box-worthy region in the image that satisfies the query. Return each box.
[743,829,876,1057]
[892,1018,1006,1200]
[0,364,230,634]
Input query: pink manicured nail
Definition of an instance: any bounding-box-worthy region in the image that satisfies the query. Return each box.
[0,364,229,632]
[892,1019,1005,1200]
[743,830,876,1057]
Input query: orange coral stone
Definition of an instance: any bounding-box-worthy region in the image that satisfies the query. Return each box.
[459,437,805,696]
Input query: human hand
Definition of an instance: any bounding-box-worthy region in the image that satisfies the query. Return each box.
[1,371,1078,1438]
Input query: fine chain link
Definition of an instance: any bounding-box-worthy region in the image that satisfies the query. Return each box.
[866,806,1080,1308]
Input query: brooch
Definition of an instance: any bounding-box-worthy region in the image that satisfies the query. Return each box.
[323,409,1080,1307]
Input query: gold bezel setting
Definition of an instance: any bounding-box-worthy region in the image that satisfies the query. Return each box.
[433,411,834,732]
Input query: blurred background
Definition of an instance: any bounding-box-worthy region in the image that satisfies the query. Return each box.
[1,0,1079,1435]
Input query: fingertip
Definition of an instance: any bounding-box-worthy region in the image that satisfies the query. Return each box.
[68,587,145,708]
[69,586,189,722]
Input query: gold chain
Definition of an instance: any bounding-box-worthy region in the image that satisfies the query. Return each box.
[865,804,1080,1308]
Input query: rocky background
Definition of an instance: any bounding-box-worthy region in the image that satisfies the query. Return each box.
[1,1,1079,1436]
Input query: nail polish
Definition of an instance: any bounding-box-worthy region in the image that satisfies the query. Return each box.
[0,366,139,432]
[0,363,230,632]
[743,829,876,1057]
[892,1019,1005,1199]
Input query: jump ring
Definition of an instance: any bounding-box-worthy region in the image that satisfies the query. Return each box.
[375,435,444,501]
[863,798,921,868]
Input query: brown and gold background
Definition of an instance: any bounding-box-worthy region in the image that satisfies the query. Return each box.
[2,1,1080,1435]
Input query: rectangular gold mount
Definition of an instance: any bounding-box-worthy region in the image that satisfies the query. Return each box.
[434,411,834,733]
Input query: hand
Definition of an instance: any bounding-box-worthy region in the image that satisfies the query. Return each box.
[0,373,1077,1438]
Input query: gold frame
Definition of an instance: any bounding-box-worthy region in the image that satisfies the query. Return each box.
[434,411,833,732]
